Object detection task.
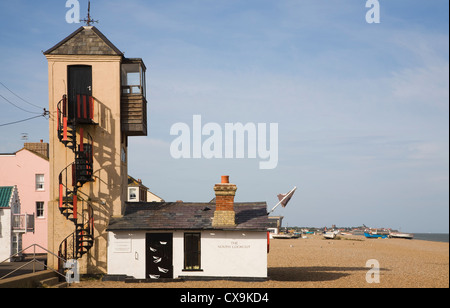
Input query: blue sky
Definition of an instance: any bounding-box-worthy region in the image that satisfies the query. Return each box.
[0,0,448,232]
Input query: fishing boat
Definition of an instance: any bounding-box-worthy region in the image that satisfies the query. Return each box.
[301,229,315,235]
[272,233,300,239]
[364,232,388,239]
[323,231,339,239]
[364,229,389,239]
[389,232,414,239]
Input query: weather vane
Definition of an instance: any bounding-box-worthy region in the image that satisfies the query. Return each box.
[80,1,99,26]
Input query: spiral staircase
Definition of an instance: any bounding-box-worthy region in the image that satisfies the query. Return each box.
[56,94,96,271]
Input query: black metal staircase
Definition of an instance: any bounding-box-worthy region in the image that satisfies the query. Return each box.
[56,94,96,271]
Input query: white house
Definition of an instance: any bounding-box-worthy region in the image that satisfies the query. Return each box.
[0,186,34,262]
[106,176,269,281]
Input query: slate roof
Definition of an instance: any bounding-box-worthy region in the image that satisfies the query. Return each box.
[44,26,123,56]
[107,202,269,232]
[0,186,13,208]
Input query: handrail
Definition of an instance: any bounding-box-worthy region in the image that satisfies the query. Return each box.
[0,244,67,281]
[56,95,66,134]
[58,93,96,123]
[54,93,96,277]
[12,213,35,233]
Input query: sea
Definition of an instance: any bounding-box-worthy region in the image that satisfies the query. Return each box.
[412,233,449,243]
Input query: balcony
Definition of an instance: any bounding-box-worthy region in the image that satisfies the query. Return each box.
[121,94,148,136]
[121,58,148,137]
[12,214,35,233]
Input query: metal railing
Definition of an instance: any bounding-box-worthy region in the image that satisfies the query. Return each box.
[12,214,35,233]
[0,244,66,282]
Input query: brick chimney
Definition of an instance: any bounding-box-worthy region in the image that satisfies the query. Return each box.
[212,175,237,228]
[24,140,49,159]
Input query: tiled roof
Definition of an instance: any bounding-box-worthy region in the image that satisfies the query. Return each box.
[44,26,123,56]
[0,186,13,208]
[107,202,269,232]
[128,175,148,189]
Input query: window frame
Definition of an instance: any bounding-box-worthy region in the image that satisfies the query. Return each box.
[128,187,137,201]
[183,232,202,271]
[36,202,45,218]
[35,174,45,191]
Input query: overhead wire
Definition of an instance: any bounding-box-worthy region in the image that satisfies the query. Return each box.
[0,93,43,115]
[0,81,43,110]
[0,114,46,127]
[0,82,49,127]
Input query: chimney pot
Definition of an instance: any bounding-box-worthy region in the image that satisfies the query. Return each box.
[221,175,229,184]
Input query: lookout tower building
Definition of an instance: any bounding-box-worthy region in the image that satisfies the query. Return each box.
[44,26,147,274]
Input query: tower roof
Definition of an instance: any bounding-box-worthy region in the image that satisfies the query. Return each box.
[43,26,123,56]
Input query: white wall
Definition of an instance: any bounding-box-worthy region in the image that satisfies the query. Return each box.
[0,209,12,262]
[107,230,267,280]
[107,231,146,279]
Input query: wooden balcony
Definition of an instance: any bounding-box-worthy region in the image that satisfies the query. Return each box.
[121,93,148,136]
[121,58,148,137]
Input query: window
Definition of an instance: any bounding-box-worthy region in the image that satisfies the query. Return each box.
[12,234,22,255]
[36,202,44,218]
[12,199,20,214]
[129,187,137,201]
[121,147,126,163]
[184,233,201,271]
[121,60,146,96]
[35,174,44,191]
[140,187,147,202]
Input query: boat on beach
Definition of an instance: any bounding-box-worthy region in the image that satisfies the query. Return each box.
[364,229,389,239]
[272,233,301,239]
[389,232,414,239]
[364,232,388,239]
[323,231,339,239]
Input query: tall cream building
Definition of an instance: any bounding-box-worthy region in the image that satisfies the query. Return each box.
[44,26,147,274]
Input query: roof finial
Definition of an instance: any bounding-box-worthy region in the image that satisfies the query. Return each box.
[80,0,99,26]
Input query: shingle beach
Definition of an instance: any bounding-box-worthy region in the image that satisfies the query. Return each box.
[69,234,448,288]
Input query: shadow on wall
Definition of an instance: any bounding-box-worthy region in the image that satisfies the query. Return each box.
[85,97,122,274]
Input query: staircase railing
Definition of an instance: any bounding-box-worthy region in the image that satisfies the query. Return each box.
[0,244,67,282]
[58,198,94,271]
[55,94,96,272]
[58,162,77,221]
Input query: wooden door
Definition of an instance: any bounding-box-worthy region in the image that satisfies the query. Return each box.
[146,233,173,279]
[68,65,92,121]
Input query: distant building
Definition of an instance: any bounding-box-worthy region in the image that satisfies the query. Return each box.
[127,176,164,203]
[147,190,165,203]
[0,141,49,255]
[267,216,284,238]
[0,186,35,262]
[127,176,148,203]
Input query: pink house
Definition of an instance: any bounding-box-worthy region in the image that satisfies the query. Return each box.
[0,141,49,255]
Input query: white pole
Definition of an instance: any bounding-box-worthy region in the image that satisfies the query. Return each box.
[268,186,297,215]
